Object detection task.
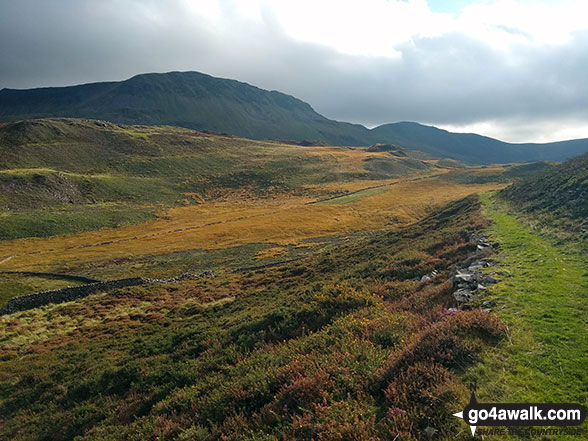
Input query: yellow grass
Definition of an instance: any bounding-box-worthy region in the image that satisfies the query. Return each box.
[303,146,391,168]
[0,176,506,273]
[255,247,288,259]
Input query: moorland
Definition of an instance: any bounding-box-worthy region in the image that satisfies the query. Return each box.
[0,111,586,440]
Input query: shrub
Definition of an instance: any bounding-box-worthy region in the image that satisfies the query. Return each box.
[380,362,466,439]
[377,309,506,387]
[286,399,380,441]
[275,368,332,410]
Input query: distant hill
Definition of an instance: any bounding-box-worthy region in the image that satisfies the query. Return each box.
[501,151,588,219]
[371,122,588,164]
[2,71,588,164]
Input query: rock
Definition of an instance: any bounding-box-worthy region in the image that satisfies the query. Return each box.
[420,269,438,282]
[481,300,496,308]
[468,263,482,271]
[462,304,473,310]
[454,269,481,290]
[468,260,489,271]
[477,283,487,291]
[453,288,474,303]
[483,275,498,285]
[454,269,474,283]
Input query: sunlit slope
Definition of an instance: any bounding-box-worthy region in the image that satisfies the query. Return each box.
[0,196,507,441]
[0,118,437,239]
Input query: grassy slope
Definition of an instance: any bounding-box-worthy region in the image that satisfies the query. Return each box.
[501,151,588,220]
[0,197,506,441]
[0,118,437,240]
[462,194,588,439]
[0,176,504,280]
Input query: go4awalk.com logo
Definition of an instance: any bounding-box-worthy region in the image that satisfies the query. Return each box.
[453,384,586,437]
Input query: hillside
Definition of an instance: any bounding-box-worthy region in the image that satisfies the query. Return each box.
[2,72,588,164]
[0,71,369,146]
[501,151,588,219]
[0,118,443,240]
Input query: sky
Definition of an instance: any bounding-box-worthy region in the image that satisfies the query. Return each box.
[1,0,588,143]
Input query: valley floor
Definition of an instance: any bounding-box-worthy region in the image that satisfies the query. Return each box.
[0,173,501,283]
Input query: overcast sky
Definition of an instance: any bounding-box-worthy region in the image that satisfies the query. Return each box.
[1,0,588,142]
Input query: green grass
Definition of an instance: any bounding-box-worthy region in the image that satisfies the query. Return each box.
[462,193,588,439]
[501,152,588,220]
[0,204,157,240]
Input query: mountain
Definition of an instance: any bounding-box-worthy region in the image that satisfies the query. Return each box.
[501,151,588,219]
[2,71,588,164]
[371,122,588,164]
[0,71,369,146]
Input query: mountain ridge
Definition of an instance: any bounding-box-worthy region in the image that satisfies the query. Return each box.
[2,71,588,164]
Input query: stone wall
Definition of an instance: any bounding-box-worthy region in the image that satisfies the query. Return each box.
[0,271,216,315]
[0,277,148,315]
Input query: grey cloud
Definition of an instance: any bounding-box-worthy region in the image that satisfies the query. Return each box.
[1,0,587,142]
